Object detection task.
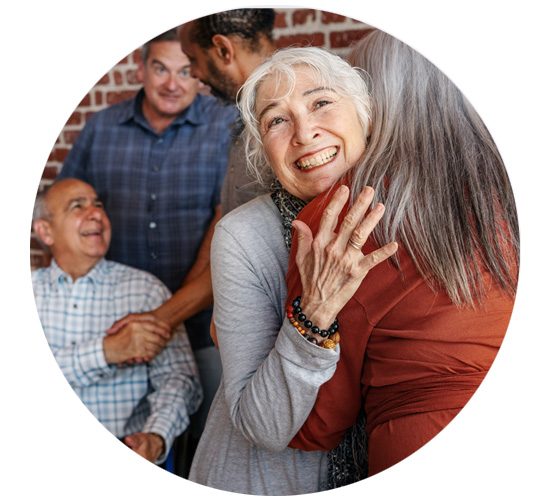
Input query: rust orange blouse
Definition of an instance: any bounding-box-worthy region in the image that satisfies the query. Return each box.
[285,186,516,476]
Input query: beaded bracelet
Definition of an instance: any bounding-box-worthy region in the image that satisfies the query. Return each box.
[286,296,340,349]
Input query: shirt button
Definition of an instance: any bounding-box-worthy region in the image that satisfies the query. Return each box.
[150,193,157,200]
[151,252,157,259]
[152,165,159,172]
[157,138,163,144]
[149,222,157,229]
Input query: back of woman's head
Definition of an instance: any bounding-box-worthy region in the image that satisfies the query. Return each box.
[349,29,519,305]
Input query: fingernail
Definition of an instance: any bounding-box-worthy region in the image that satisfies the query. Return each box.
[374,203,385,212]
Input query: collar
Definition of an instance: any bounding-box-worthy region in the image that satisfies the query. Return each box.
[48,258,109,288]
[117,89,206,133]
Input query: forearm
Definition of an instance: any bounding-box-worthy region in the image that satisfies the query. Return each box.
[154,206,221,328]
[144,331,203,461]
[227,318,339,452]
[52,339,115,387]
[153,267,213,328]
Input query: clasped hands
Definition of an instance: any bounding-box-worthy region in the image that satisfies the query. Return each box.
[103,312,172,366]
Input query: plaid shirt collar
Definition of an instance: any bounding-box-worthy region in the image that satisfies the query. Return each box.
[47,258,109,290]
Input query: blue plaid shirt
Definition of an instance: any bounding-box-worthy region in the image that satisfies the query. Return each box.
[32,259,203,463]
[58,90,238,349]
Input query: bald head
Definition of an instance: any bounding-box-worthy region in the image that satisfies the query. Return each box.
[33,179,112,279]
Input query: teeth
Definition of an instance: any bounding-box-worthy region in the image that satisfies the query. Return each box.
[296,148,338,170]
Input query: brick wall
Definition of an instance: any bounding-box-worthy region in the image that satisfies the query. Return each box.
[30,8,371,269]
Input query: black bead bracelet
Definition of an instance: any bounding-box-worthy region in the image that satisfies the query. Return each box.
[286,296,340,349]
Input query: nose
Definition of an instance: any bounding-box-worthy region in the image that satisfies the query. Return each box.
[165,72,178,91]
[292,114,319,146]
[87,205,103,222]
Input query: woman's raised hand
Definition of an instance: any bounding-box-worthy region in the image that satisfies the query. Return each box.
[291,185,397,337]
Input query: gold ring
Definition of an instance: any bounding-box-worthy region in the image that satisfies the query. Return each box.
[348,238,363,251]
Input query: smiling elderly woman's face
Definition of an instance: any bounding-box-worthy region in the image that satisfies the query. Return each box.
[256,67,366,202]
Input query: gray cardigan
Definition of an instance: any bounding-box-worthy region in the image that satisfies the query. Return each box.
[189,195,339,495]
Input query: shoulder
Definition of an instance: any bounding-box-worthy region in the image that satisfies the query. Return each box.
[31,266,50,288]
[82,96,136,127]
[213,195,289,269]
[99,260,170,298]
[217,195,280,237]
[193,94,238,124]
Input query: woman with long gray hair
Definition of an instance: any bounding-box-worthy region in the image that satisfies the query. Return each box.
[188,46,397,494]
[286,29,519,481]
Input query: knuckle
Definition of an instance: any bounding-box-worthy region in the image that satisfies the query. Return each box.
[353,227,367,241]
[342,212,357,228]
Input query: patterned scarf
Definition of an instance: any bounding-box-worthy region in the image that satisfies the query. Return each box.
[270,180,307,251]
[271,179,369,489]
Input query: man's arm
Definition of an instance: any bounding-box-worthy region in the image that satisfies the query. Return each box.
[107,205,222,332]
[139,326,203,464]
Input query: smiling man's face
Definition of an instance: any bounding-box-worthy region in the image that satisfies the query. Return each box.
[38,179,111,279]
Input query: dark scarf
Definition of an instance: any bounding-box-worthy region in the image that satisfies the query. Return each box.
[270,180,307,251]
[271,180,369,489]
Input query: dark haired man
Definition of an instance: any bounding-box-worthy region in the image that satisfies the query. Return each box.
[179,9,277,213]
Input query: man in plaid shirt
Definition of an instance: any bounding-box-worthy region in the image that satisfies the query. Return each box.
[32,179,202,465]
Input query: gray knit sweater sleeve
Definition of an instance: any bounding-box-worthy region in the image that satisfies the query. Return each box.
[211,196,339,452]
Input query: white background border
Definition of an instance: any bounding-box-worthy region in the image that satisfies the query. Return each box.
[1,1,546,498]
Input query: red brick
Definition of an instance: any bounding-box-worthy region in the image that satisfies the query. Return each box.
[276,33,325,49]
[114,70,123,86]
[330,29,371,49]
[78,94,91,108]
[126,69,140,85]
[106,90,137,106]
[63,130,81,144]
[41,166,59,180]
[321,11,347,24]
[56,147,70,162]
[30,236,43,250]
[116,55,130,65]
[49,147,70,163]
[96,73,110,85]
[95,91,103,106]
[292,9,316,26]
[274,12,287,28]
[65,111,82,126]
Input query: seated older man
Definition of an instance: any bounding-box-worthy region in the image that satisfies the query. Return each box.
[32,178,202,465]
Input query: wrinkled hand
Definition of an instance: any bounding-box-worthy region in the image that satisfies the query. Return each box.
[103,320,171,365]
[106,311,171,336]
[292,185,397,337]
[124,432,165,463]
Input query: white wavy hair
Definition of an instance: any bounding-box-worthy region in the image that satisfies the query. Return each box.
[237,46,372,190]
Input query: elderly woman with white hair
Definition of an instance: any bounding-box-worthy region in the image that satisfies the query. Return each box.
[188,47,397,494]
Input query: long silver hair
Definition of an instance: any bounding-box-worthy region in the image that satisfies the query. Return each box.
[347,30,519,305]
[237,46,372,189]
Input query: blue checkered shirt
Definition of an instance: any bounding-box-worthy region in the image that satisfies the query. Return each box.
[58,90,238,349]
[32,259,203,463]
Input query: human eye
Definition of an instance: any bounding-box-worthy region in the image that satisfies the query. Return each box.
[94,201,105,210]
[181,67,191,78]
[267,116,285,129]
[314,99,331,109]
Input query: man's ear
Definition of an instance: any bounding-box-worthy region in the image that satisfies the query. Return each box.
[211,34,235,65]
[34,220,54,247]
